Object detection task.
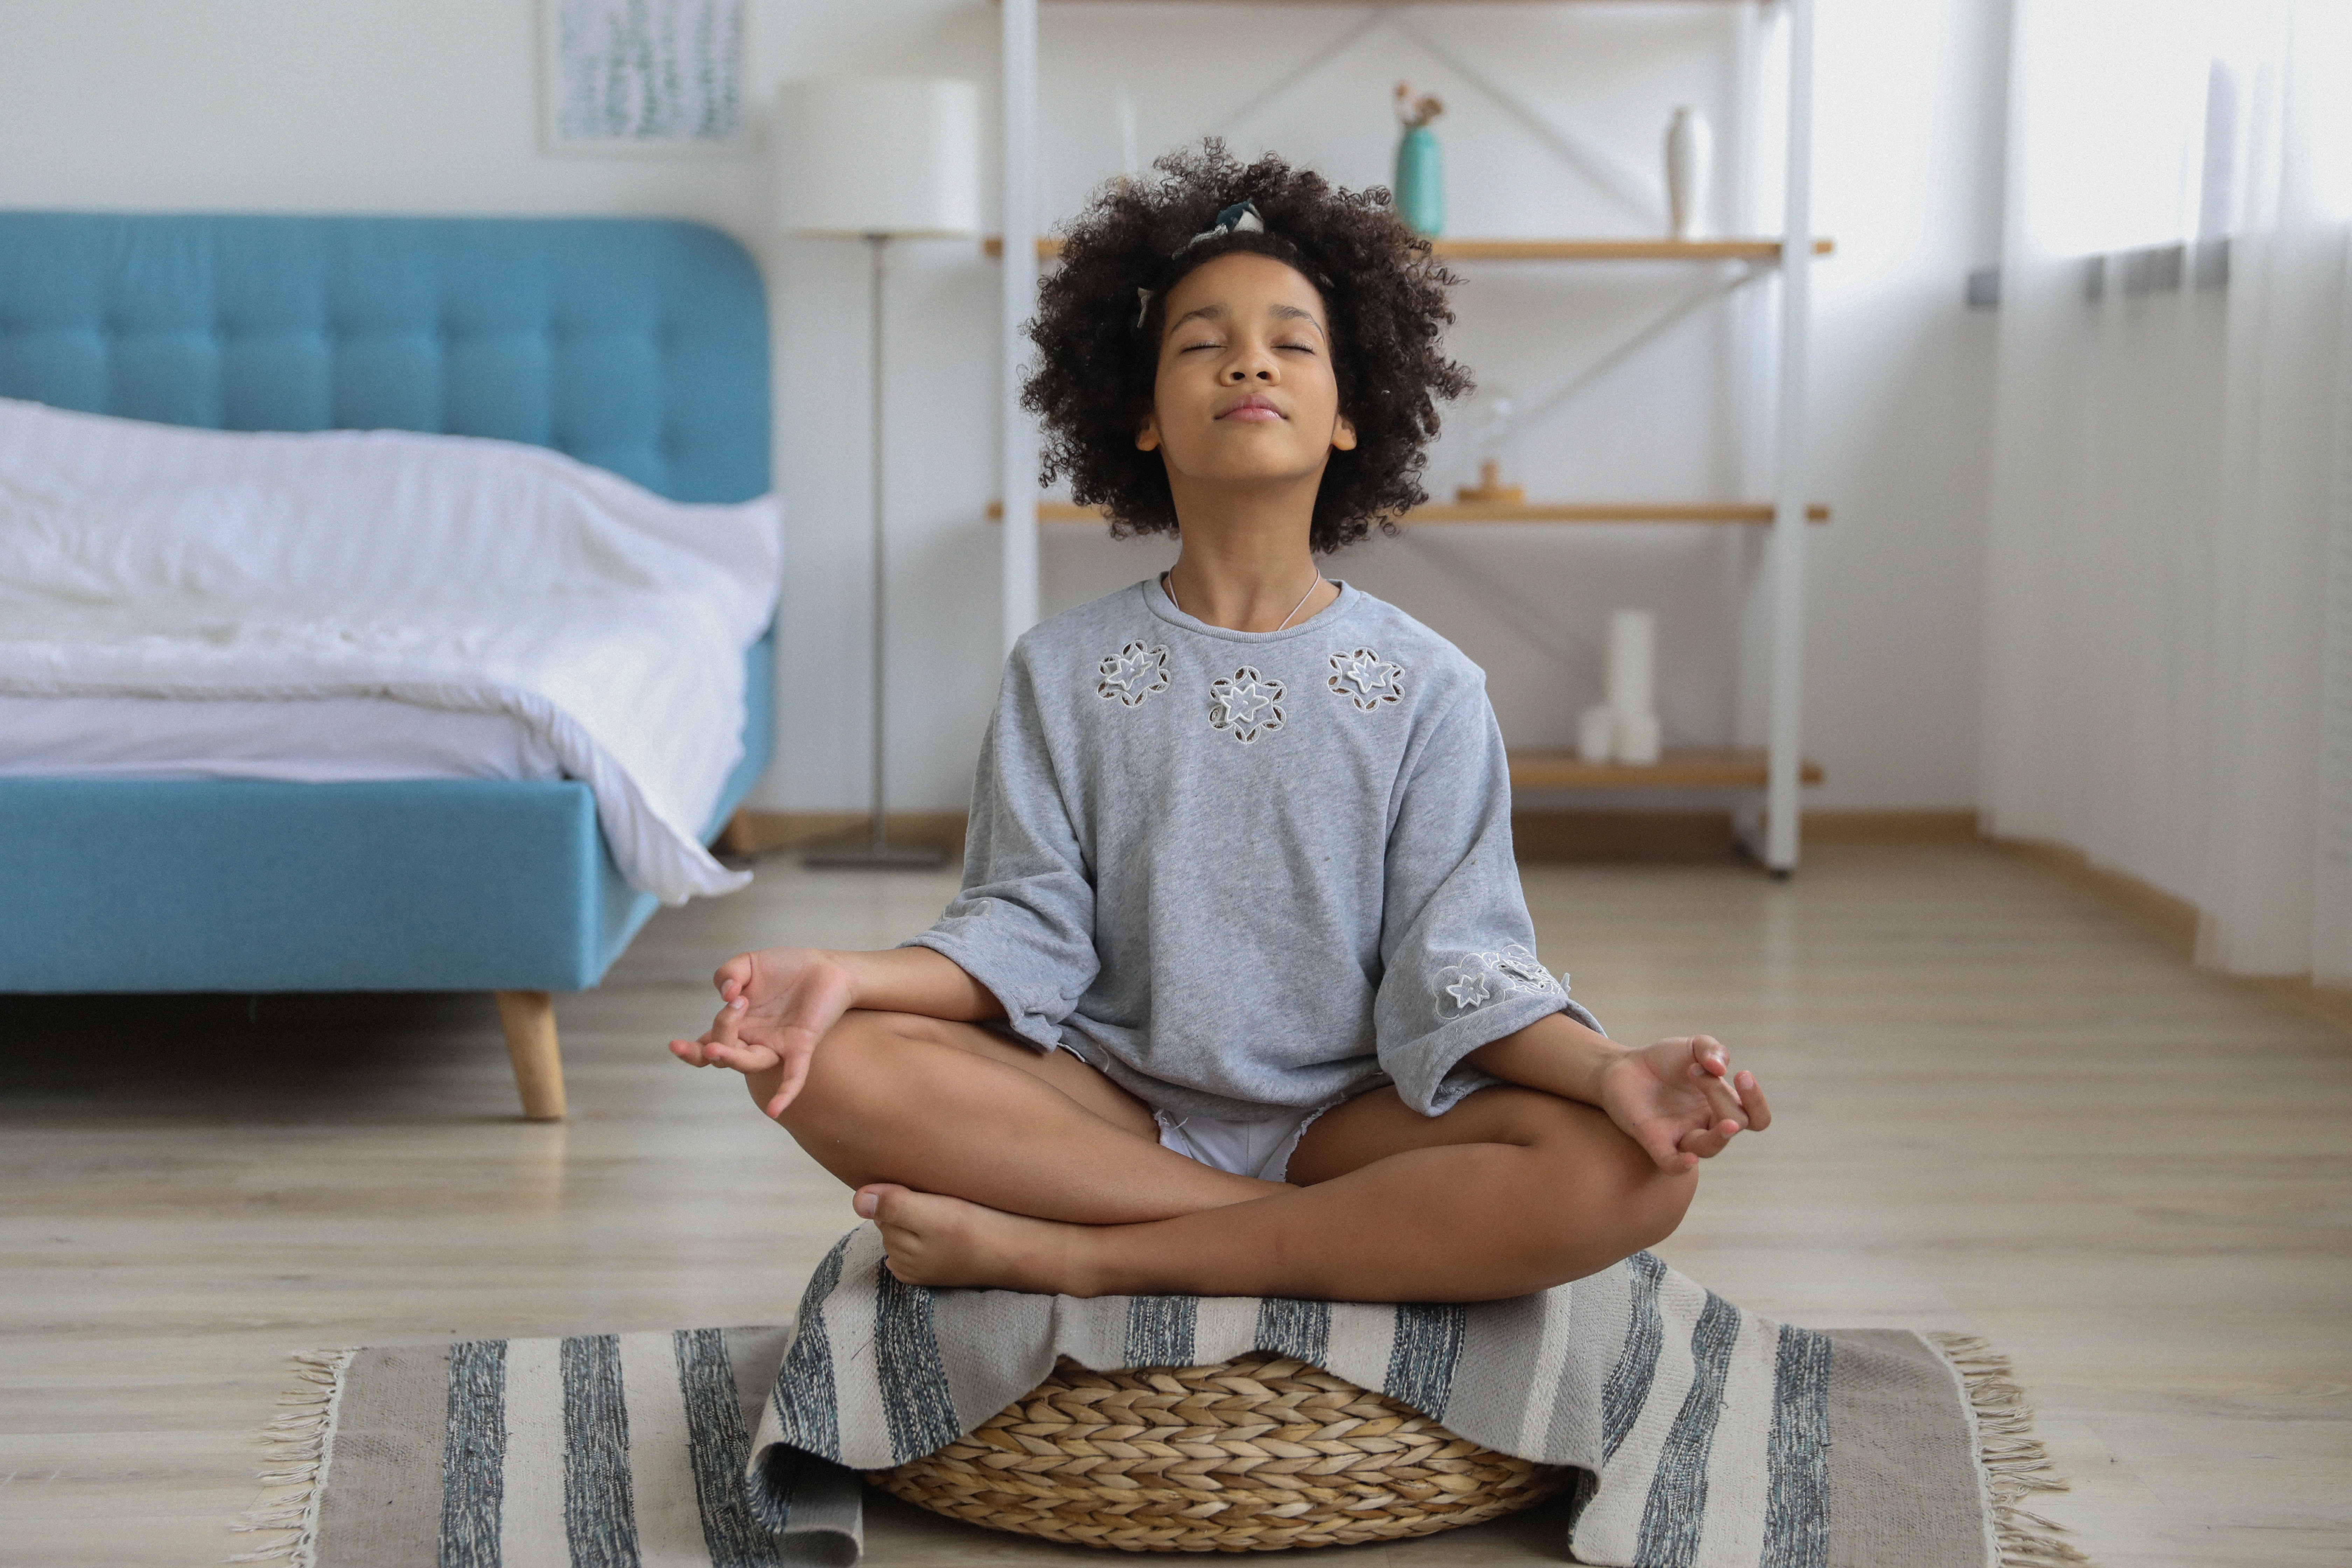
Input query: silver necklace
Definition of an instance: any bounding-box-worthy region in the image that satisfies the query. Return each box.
[1163,569,1326,631]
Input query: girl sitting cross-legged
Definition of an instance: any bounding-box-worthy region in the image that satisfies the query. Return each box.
[671,144,1769,1305]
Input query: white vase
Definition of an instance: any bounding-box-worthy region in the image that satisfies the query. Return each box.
[1665,106,1713,241]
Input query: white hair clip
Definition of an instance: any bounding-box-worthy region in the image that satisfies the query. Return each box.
[1176,200,1266,254]
[1134,201,1268,330]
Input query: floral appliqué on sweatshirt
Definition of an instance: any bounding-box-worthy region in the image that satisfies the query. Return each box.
[1327,648,1405,710]
[1207,666,1286,743]
[1096,641,1171,707]
[1435,944,1566,1018]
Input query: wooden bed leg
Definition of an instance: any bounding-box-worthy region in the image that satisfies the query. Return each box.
[495,990,567,1121]
[717,807,758,857]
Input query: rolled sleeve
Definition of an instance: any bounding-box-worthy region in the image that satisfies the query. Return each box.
[902,651,1097,1051]
[1372,688,1593,1115]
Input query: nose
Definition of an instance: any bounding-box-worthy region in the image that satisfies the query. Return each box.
[1223,337,1280,383]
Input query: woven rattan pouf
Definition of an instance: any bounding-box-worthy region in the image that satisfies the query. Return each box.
[865,1350,1569,1553]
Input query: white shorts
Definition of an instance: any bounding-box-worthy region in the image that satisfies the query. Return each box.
[1154,1105,1330,1183]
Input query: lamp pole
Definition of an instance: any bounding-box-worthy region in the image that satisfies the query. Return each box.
[804,233,943,869]
[1001,0,1040,656]
[776,76,977,871]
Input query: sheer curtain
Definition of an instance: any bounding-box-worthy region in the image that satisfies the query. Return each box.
[1983,0,2352,984]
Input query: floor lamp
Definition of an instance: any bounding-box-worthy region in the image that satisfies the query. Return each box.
[779,77,980,869]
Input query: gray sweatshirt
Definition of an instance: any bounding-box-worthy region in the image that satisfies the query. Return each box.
[908,578,1598,1123]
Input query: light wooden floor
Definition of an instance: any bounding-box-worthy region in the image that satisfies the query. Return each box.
[2,842,2346,1566]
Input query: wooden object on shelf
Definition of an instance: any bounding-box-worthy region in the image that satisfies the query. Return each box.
[986,499,1830,524]
[1508,748,1825,790]
[983,234,1835,261]
[1456,458,1525,505]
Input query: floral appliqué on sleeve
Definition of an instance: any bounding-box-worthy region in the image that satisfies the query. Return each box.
[1435,943,1567,1019]
[1327,648,1405,710]
[1207,666,1286,743]
[1096,640,1172,707]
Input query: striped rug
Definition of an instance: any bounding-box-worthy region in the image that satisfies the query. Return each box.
[239,1224,2081,1567]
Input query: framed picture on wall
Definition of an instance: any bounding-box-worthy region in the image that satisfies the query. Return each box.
[541,0,749,155]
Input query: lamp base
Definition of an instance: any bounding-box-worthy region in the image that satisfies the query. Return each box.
[802,834,947,871]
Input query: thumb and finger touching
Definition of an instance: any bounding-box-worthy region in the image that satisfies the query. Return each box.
[668,1003,744,1066]
[761,1035,818,1119]
[1620,1040,1768,1171]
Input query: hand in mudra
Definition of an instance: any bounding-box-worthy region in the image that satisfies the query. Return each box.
[1597,1035,1770,1172]
[666,947,857,1118]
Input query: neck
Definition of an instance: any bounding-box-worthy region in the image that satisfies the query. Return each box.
[1162,472,1338,632]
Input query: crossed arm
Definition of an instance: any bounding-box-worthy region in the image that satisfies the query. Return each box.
[667,945,1768,1172]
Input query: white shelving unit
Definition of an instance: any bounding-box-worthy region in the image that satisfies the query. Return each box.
[996,0,1822,872]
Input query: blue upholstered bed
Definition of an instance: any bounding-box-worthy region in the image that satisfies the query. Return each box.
[0,212,774,1117]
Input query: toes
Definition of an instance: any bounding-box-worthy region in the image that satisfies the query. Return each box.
[854,1183,909,1221]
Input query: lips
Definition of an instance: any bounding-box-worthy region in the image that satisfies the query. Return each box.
[1217,395,1284,422]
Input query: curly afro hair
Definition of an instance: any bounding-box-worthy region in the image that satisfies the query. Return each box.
[1022,141,1471,555]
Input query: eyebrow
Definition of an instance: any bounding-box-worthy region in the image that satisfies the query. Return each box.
[1169,301,1327,338]
[1270,304,1326,336]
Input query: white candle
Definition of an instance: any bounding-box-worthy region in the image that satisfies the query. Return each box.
[1606,609,1656,718]
[1613,709,1663,766]
[1578,704,1615,764]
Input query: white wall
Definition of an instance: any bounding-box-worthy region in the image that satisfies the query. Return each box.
[0,0,2005,816]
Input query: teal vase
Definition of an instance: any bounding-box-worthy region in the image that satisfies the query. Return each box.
[1394,125,1443,236]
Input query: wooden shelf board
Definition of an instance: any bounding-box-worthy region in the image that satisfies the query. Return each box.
[1510,749,1825,790]
[985,235,1833,261]
[1408,500,1831,524]
[989,500,1829,525]
[1436,237,1835,261]
[1027,2,1773,9]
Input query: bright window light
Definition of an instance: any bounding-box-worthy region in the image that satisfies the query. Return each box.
[2301,5,2352,220]
[2019,0,2352,251]
[2019,0,2218,256]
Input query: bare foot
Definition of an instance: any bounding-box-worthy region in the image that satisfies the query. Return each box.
[855,1184,1097,1296]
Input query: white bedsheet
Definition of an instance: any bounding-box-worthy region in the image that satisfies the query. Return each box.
[0,398,783,904]
[0,694,564,783]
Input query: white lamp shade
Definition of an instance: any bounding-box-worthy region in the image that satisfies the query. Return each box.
[776,77,982,238]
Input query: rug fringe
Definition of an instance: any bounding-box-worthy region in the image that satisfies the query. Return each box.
[1927,1332,2091,1568]
[228,1347,356,1567]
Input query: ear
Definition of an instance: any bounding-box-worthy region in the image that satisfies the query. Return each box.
[1331,412,1358,453]
[1136,411,1161,453]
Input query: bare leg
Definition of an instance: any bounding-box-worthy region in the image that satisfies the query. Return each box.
[761,1010,1282,1224]
[866,1085,1698,1303]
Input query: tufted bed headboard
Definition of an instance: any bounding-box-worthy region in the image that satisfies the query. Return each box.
[0,211,769,503]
